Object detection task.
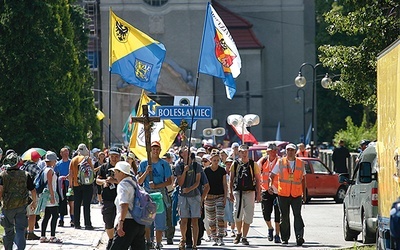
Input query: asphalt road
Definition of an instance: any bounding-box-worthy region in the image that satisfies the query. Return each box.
[155,198,372,250]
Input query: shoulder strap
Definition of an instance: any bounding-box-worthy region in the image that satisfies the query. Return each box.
[249,159,255,179]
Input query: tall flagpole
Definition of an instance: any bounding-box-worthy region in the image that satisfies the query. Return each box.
[108,8,112,148]
[187,3,211,163]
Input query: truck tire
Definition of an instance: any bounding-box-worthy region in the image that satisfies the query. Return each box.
[334,186,347,203]
[343,209,359,241]
[362,212,376,244]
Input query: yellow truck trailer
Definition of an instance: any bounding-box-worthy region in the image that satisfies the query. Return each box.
[376,38,400,249]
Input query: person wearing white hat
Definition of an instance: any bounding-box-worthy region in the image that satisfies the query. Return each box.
[270,143,306,246]
[109,161,145,249]
[69,143,94,230]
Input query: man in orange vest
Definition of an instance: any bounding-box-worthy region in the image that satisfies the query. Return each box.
[257,143,281,243]
[270,143,306,246]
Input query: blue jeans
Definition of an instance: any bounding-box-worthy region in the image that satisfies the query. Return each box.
[2,205,28,250]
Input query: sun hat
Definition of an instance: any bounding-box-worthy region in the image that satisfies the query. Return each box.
[110,161,133,177]
[44,151,58,162]
[76,143,89,156]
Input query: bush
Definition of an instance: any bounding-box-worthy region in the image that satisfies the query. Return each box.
[334,115,376,152]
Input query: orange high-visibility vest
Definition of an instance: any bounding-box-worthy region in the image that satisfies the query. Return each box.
[261,156,279,191]
[278,157,304,198]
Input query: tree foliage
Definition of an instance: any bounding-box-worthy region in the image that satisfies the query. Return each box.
[0,0,100,154]
[318,0,400,107]
[334,115,377,152]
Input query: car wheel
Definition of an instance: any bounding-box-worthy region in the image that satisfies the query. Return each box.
[335,186,347,203]
[343,208,359,241]
[362,212,376,244]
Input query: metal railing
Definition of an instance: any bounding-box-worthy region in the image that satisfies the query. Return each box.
[319,150,359,177]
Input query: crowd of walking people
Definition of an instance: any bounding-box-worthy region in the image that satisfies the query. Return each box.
[0,140,309,250]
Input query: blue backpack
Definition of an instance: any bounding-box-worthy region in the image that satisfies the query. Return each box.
[34,168,48,194]
[128,178,157,226]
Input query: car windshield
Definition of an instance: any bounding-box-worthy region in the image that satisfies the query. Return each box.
[310,160,330,174]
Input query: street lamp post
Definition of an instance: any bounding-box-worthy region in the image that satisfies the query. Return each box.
[227,114,260,144]
[294,63,332,157]
[295,88,306,143]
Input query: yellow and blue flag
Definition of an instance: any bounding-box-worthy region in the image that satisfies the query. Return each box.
[109,10,166,93]
[129,90,180,160]
[198,3,241,99]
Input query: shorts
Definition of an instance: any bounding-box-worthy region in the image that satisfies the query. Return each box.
[146,207,166,231]
[261,191,280,222]
[101,200,116,229]
[233,191,255,224]
[178,195,201,219]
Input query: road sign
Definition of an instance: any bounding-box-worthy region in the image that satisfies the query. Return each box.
[154,106,212,120]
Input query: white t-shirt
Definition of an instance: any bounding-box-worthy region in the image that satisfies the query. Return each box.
[114,177,135,227]
[43,167,58,207]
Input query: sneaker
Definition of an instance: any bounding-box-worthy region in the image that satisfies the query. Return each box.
[282,240,288,245]
[26,232,40,240]
[146,241,155,250]
[268,228,273,241]
[224,230,228,237]
[212,238,219,246]
[205,236,212,242]
[241,237,249,245]
[230,230,236,237]
[85,225,94,230]
[167,238,173,245]
[296,236,305,246]
[233,233,242,244]
[74,225,81,229]
[218,238,225,246]
[155,243,162,250]
[274,235,281,243]
[70,221,75,227]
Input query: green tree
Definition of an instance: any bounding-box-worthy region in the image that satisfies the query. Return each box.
[319,0,400,107]
[0,0,100,154]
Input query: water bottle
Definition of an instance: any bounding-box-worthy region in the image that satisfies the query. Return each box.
[66,188,74,197]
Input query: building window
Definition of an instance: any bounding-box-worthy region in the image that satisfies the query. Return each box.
[143,0,168,6]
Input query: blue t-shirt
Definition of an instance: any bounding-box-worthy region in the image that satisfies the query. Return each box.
[139,159,172,190]
[54,159,71,177]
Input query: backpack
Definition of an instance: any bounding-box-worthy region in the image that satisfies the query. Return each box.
[77,156,95,185]
[233,159,256,191]
[34,168,48,195]
[128,178,157,226]
[390,198,400,239]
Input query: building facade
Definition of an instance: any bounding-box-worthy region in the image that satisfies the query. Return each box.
[90,0,316,146]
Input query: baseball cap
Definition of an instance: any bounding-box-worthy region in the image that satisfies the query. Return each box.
[127,152,135,159]
[109,147,121,155]
[238,144,249,151]
[231,142,240,149]
[267,143,277,151]
[44,151,58,162]
[151,141,161,148]
[202,154,211,162]
[286,143,297,150]
[196,147,206,154]
[226,157,234,162]
[91,148,101,154]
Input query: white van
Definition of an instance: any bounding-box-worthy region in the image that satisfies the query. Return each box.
[343,142,378,244]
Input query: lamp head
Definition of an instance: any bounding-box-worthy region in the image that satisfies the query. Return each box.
[321,73,332,89]
[295,72,306,88]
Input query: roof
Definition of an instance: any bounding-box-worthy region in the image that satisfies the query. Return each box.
[212,1,264,50]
